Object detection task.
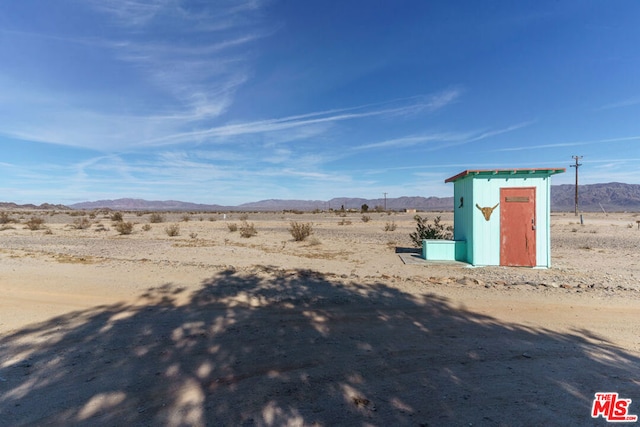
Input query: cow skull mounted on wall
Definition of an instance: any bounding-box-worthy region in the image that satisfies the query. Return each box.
[476,203,499,221]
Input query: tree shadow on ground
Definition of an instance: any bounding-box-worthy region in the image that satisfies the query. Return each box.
[1,268,638,426]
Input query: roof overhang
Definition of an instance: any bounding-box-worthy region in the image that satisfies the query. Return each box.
[445,168,566,183]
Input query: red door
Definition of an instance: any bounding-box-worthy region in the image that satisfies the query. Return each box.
[500,187,536,267]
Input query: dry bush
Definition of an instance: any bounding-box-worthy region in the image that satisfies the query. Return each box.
[227,223,238,232]
[149,213,164,223]
[142,224,152,231]
[110,212,123,222]
[361,215,371,223]
[165,224,180,237]
[25,216,45,230]
[181,214,191,222]
[289,221,313,241]
[338,219,352,226]
[115,221,134,235]
[384,220,397,232]
[0,212,13,224]
[189,232,198,239]
[239,220,257,238]
[72,217,92,230]
[239,213,249,221]
[94,224,108,232]
[307,236,321,246]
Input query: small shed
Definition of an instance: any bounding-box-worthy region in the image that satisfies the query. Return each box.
[423,168,565,268]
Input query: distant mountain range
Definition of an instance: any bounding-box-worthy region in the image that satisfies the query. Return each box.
[4,182,640,212]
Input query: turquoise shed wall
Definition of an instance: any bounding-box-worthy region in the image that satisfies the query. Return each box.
[453,175,552,267]
[452,176,474,263]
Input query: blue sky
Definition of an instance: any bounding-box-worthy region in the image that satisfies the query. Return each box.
[1,1,640,205]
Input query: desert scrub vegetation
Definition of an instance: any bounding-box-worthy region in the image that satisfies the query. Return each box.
[165,224,180,237]
[227,223,238,232]
[0,211,14,224]
[72,217,92,230]
[338,219,352,226]
[24,216,45,230]
[239,221,257,238]
[181,214,191,222]
[110,212,123,222]
[410,215,453,247]
[384,220,397,232]
[115,221,134,235]
[289,221,313,241]
[149,213,164,223]
[142,224,152,232]
[361,215,371,223]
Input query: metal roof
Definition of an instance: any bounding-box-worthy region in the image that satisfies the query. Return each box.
[445,168,566,183]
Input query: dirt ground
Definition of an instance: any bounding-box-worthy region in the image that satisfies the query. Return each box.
[0,210,639,426]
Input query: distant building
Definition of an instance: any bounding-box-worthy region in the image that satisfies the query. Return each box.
[405,208,417,214]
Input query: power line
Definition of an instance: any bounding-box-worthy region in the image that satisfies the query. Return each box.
[570,155,583,216]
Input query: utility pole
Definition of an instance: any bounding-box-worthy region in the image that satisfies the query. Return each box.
[383,192,387,211]
[571,155,583,216]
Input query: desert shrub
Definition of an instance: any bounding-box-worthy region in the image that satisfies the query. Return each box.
[165,224,180,237]
[110,212,123,222]
[384,220,397,232]
[149,213,164,223]
[181,214,191,222]
[361,215,371,223]
[72,217,92,230]
[189,232,198,239]
[94,223,108,232]
[25,216,45,230]
[227,223,238,232]
[136,211,144,217]
[0,212,13,224]
[338,219,352,226]
[142,224,152,231]
[307,236,321,246]
[289,221,313,241]
[409,215,453,247]
[239,221,257,238]
[239,213,249,221]
[115,221,134,235]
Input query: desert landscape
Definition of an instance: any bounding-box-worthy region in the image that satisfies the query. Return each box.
[0,209,639,426]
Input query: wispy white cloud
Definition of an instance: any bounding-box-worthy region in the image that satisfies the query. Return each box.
[0,1,269,151]
[144,89,462,146]
[87,0,172,27]
[596,97,640,111]
[355,121,534,152]
[493,135,640,152]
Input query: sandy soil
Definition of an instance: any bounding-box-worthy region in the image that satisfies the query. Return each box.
[0,210,639,426]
